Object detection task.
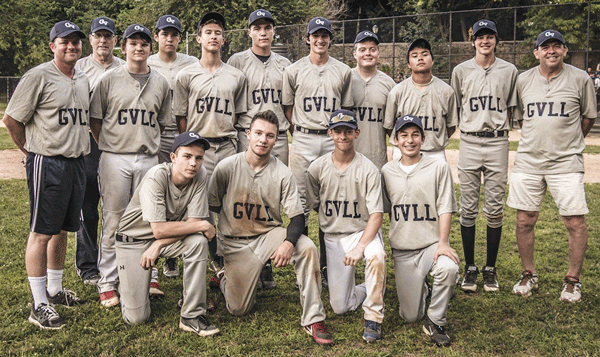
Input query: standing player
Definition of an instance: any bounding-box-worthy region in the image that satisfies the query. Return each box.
[451,19,518,292]
[207,110,334,345]
[227,9,292,289]
[74,16,124,286]
[3,20,89,329]
[306,110,386,343]
[508,30,596,302]
[382,115,459,347]
[350,31,395,170]
[90,24,171,307]
[148,14,198,279]
[174,12,247,270]
[282,17,353,283]
[115,132,218,336]
[385,38,457,162]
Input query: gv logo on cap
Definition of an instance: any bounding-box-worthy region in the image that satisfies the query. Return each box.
[189,132,200,139]
[65,22,76,29]
[316,19,324,25]
[479,21,488,26]
[134,25,143,31]
[545,31,555,37]
[257,10,265,16]
[99,19,108,25]
[166,17,175,23]
[364,31,371,36]
[404,116,414,122]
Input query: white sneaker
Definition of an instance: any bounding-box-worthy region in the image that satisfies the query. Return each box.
[560,276,582,303]
[512,270,538,296]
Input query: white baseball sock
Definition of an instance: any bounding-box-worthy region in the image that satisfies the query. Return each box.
[28,276,48,309]
[46,269,63,296]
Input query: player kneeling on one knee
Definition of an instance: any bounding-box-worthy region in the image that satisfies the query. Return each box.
[381,115,460,347]
[306,109,386,343]
[207,110,334,345]
[115,132,219,336]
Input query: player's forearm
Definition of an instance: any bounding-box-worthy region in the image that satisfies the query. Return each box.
[437,212,452,246]
[176,116,187,134]
[582,117,595,137]
[159,124,165,133]
[2,114,27,155]
[150,218,212,240]
[90,118,102,144]
[285,214,305,247]
[283,105,293,125]
[356,212,383,249]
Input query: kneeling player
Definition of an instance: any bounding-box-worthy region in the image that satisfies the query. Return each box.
[207,110,333,345]
[306,110,386,343]
[381,115,459,347]
[115,132,218,336]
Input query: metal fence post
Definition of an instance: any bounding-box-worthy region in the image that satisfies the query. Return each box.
[587,1,591,68]
[448,12,452,77]
[513,8,517,65]
[392,17,396,77]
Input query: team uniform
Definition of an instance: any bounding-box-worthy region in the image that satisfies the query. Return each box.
[227,49,291,164]
[115,163,211,325]
[282,56,353,219]
[74,54,125,283]
[208,153,326,327]
[173,62,247,175]
[507,64,596,214]
[381,156,458,330]
[147,52,198,163]
[385,76,458,161]
[350,68,395,169]
[91,64,171,295]
[306,152,385,323]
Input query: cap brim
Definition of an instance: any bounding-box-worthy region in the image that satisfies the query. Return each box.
[473,27,497,37]
[309,25,332,34]
[91,26,115,34]
[156,24,181,32]
[355,36,379,44]
[328,122,357,130]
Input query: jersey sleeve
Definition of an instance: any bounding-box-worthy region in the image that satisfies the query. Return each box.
[207,163,226,209]
[364,166,384,214]
[581,75,598,119]
[281,67,296,106]
[383,86,399,130]
[341,67,354,108]
[89,75,108,120]
[446,89,459,128]
[436,163,458,215]
[5,71,42,124]
[280,170,304,218]
[234,73,248,114]
[305,162,321,211]
[380,171,391,214]
[506,65,519,109]
[513,77,524,121]
[450,68,462,113]
[173,71,190,117]
[157,80,173,127]
[187,172,210,219]
[139,174,167,223]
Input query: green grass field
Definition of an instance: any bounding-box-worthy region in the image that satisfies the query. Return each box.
[1,179,600,356]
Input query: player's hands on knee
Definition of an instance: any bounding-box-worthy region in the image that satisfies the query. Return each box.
[344,245,365,266]
[140,242,162,270]
[434,243,460,265]
[198,221,216,241]
[271,241,294,267]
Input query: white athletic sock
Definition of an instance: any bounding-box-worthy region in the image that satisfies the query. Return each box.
[46,269,63,296]
[28,276,48,308]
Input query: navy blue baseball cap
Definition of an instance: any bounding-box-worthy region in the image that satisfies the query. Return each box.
[407,38,433,61]
[123,24,152,42]
[91,17,116,34]
[198,12,226,31]
[354,31,379,44]
[536,29,565,48]
[172,131,210,152]
[472,19,497,37]
[50,20,85,41]
[394,114,424,137]
[155,15,182,33]
[308,17,332,35]
[249,9,274,27]
[329,110,358,130]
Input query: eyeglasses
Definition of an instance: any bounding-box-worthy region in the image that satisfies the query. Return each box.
[92,33,115,40]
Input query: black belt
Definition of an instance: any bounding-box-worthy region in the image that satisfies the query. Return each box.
[462,130,507,138]
[236,127,288,135]
[116,233,146,243]
[224,234,261,240]
[295,125,328,135]
[204,137,231,143]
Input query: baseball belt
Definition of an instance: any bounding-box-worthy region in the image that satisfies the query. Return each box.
[294,125,328,135]
[461,130,508,138]
[224,234,261,240]
[115,233,146,243]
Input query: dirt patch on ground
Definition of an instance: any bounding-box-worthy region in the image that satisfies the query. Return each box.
[0,149,25,180]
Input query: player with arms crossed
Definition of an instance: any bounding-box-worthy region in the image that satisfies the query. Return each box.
[385,38,457,162]
[306,110,386,343]
[3,20,89,329]
[115,131,218,336]
[350,31,395,170]
[90,24,171,307]
[451,19,518,292]
[207,110,334,345]
[382,115,459,347]
[74,17,125,286]
[508,30,596,302]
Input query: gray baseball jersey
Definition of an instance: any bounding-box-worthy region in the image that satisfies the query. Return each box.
[350,69,395,169]
[90,65,172,155]
[513,64,597,174]
[173,62,247,138]
[282,56,354,129]
[227,49,291,131]
[384,76,458,152]
[382,156,457,251]
[208,153,303,237]
[306,152,383,234]
[118,163,209,239]
[451,57,518,132]
[75,55,125,90]
[148,53,198,131]
[6,60,90,157]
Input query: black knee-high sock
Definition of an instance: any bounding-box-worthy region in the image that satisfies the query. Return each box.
[319,228,327,270]
[461,224,476,266]
[302,226,308,237]
[486,226,502,267]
